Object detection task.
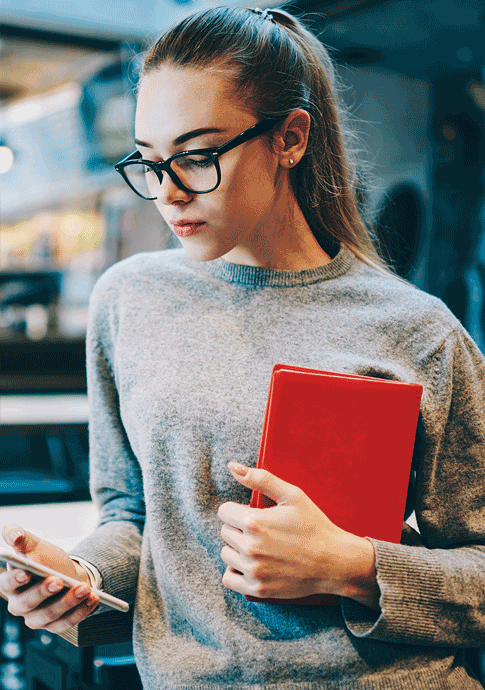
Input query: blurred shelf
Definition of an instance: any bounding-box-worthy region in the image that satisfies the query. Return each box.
[0,393,88,425]
[0,393,88,438]
[0,374,86,393]
[0,337,86,393]
[0,394,90,504]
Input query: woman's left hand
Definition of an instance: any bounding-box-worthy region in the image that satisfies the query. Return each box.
[217,462,380,609]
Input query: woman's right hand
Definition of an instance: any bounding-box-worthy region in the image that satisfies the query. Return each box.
[0,524,100,634]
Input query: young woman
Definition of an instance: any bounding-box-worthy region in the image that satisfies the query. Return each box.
[2,5,485,688]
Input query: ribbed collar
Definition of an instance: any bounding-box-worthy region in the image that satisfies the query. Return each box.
[203,244,355,287]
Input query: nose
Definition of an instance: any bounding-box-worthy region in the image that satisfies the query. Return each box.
[156,170,194,205]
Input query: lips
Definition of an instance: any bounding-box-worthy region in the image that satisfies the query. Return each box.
[170,221,206,237]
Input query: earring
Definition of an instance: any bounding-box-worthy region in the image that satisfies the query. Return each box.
[289,159,294,165]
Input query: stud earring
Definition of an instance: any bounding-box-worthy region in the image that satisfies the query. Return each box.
[289,159,294,165]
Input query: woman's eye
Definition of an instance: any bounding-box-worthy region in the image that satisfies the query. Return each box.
[183,157,212,168]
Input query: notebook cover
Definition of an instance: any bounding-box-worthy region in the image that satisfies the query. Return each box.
[245,364,423,605]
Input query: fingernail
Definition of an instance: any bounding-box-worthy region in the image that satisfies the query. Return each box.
[48,581,62,593]
[16,571,29,584]
[9,529,24,546]
[75,586,89,599]
[228,462,248,476]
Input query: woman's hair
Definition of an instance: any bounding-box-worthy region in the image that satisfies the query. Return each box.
[139,4,394,274]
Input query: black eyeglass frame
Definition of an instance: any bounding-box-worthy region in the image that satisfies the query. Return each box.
[114,117,283,199]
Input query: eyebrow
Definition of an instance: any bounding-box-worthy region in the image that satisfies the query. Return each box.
[135,127,227,150]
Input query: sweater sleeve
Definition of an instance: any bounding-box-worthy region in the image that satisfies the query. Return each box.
[342,326,485,647]
[68,267,145,615]
[69,556,104,589]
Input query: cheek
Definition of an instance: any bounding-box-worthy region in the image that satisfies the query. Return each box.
[223,158,275,218]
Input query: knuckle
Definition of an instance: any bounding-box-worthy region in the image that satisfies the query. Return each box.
[6,601,18,616]
[40,602,63,625]
[243,515,259,532]
[38,609,56,626]
[47,608,86,634]
[245,542,260,558]
[64,608,85,630]
[81,601,92,614]
[251,582,270,599]
[8,574,20,590]
[258,469,270,482]
[250,562,266,579]
[45,620,68,635]
[245,535,265,557]
[4,574,17,593]
[82,600,96,615]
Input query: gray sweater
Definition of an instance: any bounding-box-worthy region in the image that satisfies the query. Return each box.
[71,244,485,689]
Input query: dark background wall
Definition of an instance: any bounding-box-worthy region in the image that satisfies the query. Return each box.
[288,0,485,351]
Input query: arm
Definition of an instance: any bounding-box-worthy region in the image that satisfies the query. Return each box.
[68,268,146,614]
[339,536,380,609]
[218,326,485,647]
[69,557,103,589]
[341,327,485,647]
[70,559,95,587]
[218,462,382,607]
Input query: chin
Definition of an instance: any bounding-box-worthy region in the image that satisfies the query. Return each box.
[178,239,231,263]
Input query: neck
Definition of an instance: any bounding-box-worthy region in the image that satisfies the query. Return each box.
[222,190,332,271]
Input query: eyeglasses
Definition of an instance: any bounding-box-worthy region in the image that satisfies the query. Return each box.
[114,117,282,199]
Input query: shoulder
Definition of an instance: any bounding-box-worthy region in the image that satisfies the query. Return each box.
[93,248,190,288]
[87,249,203,330]
[345,260,485,388]
[345,256,464,349]
[89,248,202,303]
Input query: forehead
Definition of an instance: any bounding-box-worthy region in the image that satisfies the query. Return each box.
[135,65,248,145]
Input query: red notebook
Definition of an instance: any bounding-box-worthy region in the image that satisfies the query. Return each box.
[246,364,423,605]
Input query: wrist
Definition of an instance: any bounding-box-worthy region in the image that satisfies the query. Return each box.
[337,534,381,610]
[72,559,92,587]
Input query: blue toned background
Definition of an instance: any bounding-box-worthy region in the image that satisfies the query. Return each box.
[0,1,484,687]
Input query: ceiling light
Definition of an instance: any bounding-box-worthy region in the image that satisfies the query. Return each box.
[0,143,14,174]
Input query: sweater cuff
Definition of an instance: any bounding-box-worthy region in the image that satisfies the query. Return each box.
[342,537,444,644]
[69,555,104,590]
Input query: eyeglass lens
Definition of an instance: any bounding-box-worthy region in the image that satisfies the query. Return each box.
[124,154,218,198]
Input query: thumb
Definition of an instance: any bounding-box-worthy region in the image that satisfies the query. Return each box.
[1,523,79,579]
[1,523,39,554]
[228,462,300,505]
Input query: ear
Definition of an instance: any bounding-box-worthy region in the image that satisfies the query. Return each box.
[278,109,311,164]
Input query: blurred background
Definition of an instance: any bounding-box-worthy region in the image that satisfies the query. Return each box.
[0,0,484,687]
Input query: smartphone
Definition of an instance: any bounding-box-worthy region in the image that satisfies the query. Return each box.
[0,549,129,613]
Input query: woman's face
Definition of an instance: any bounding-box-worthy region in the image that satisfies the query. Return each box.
[135,64,300,264]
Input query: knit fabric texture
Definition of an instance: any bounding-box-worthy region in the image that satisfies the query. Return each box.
[70,245,485,689]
